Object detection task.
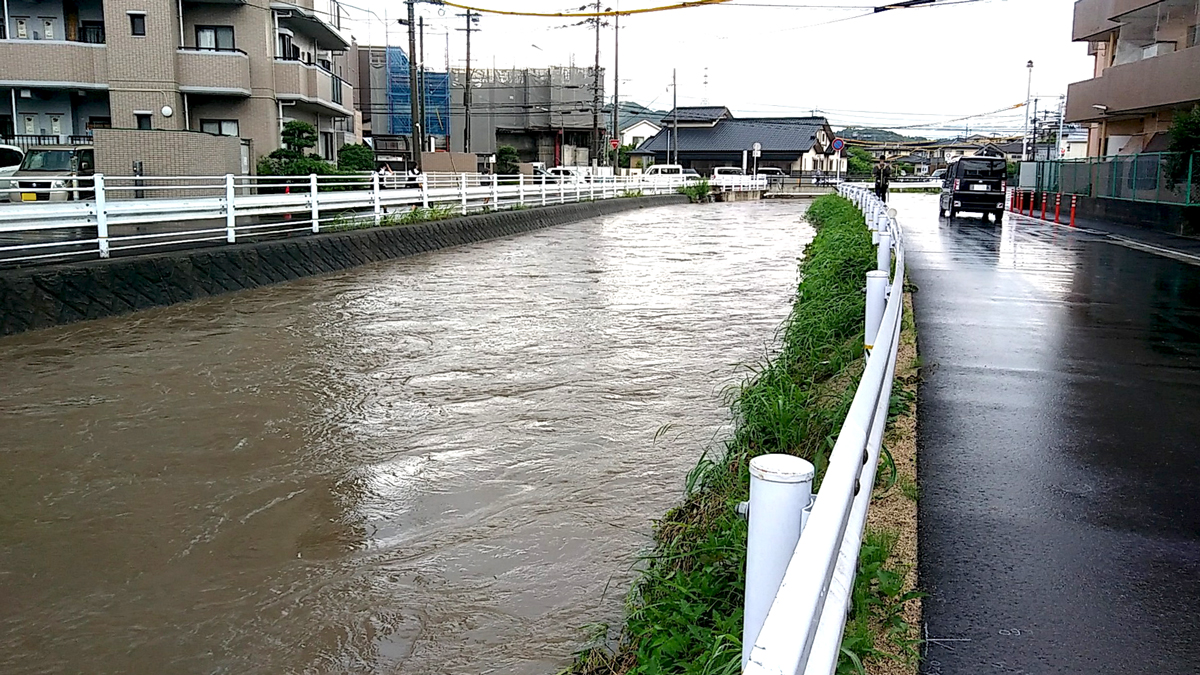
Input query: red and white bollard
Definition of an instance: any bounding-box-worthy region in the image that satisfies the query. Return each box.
[1041,192,1048,220]
[1070,195,1078,228]
[1054,193,1062,224]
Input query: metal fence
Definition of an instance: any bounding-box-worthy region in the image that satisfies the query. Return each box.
[1034,152,1198,206]
[742,184,904,675]
[0,172,764,265]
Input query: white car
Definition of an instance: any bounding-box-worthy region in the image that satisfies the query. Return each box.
[710,167,744,178]
[643,164,684,177]
[0,144,24,203]
[547,166,586,183]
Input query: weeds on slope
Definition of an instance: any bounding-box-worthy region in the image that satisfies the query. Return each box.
[567,195,885,675]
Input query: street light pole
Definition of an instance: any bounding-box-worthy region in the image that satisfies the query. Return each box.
[419,15,426,154]
[672,68,678,165]
[1022,59,1033,162]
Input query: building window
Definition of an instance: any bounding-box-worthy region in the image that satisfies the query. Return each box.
[87,116,111,130]
[196,25,235,51]
[135,113,152,130]
[331,75,343,105]
[632,136,644,146]
[80,21,105,43]
[129,13,146,37]
[321,132,335,160]
[200,119,239,136]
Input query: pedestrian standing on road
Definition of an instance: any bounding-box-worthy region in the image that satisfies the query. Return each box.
[874,161,892,202]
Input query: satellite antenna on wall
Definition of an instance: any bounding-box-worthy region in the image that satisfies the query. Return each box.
[701,67,709,105]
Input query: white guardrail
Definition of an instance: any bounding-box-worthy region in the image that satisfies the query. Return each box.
[0,172,766,264]
[741,184,905,675]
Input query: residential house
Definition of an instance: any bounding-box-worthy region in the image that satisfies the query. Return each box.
[631,107,846,176]
[1066,0,1200,155]
[0,0,358,176]
[621,119,660,148]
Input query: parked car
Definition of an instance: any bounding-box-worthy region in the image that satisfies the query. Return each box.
[547,166,586,183]
[938,156,1007,221]
[683,168,702,182]
[12,145,96,202]
[643,164,685,177]
[755,167,787,178]
[710,167,744,178]
[0,144,24,203]
[930,168,947,181]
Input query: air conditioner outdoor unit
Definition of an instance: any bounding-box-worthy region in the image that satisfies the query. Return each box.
[1142,42,1175,59]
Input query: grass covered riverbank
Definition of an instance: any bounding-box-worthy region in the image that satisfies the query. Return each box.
[568,194,921,675]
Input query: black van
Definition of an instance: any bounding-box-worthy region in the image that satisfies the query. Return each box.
[939,156,1007,221]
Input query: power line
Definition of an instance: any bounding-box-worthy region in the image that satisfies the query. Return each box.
[431,0,733,18]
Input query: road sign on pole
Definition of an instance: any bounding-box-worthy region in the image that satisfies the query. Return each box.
[832,138,845,152]
[610,138,620,150]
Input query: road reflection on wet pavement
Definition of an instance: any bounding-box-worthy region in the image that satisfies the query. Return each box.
[900,193,1200,674]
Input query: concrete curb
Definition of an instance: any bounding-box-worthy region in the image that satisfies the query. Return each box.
[0,195,689,337]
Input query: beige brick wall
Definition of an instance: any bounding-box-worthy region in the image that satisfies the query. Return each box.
[0,41,107,86]
[176,50,251,93]
[94,128,243,180]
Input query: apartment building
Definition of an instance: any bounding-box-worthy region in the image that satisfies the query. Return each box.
[0,0,357,176]
[1066,0,1200,156]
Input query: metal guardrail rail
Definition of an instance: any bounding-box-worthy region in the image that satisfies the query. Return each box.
[742,184,905,675]
[0,172,766,265]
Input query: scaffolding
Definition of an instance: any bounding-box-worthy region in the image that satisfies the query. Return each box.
[384,46,451,139]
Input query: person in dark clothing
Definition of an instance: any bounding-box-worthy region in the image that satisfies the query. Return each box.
[873,161,892,202]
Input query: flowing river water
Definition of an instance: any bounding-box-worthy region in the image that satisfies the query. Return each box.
[0,200,813,674]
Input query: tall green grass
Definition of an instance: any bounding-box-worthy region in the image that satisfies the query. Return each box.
[568,195,876,675]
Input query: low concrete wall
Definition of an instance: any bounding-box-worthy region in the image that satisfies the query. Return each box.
[1023,191,1197,235]
[0,195,688,337]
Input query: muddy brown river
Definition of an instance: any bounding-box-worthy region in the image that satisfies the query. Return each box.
[0,201,812,674]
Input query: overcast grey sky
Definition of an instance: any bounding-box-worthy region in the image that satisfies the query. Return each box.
[348,0,1094,136]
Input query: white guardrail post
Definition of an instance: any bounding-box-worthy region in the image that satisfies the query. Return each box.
[421,173,429,209]
[865,270,888,353]
[94,174,109,259]
[309,173,319,233]
[224,173,236,243]
[372,171,381,224]
[877,229,892,272]
[743,454,815,669]
[460,173,468,215]
[518,173,525,206]
[541,175,547,207]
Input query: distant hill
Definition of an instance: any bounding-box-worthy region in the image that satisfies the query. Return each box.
[837,127,929,143]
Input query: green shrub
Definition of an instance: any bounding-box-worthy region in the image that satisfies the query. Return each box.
[337,143,375,172]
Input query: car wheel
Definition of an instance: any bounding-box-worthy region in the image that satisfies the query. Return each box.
[993,210,1004,223]
[948,207,957,219]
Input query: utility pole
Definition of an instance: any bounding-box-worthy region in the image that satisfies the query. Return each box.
[456,10,479,153]
[405,0,422,172]
[1057,95,1066,159]
[1022,60,1033,162]
[418,15,426,154]
[591,0,602,167]
[672,68,678,165]
[611,9,619,170]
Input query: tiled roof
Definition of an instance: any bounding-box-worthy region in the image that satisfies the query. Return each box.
[659,106,733,123]
[634,118,827,154]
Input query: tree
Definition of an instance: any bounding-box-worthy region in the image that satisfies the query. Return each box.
[338,143,375,172]
[495,145,521,175]
[847,146,874,175]
[279,120,318,158]
[1166,105,1200,190]
[609,144,634,169]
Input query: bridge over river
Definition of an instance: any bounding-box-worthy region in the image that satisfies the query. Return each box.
[0,201,813,674]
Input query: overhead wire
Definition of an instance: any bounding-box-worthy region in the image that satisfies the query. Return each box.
[431,0,734,18]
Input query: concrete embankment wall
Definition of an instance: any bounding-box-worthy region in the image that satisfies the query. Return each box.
[0,195,689,337]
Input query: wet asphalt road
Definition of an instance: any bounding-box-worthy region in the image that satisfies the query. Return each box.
[898,193,1200,674]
